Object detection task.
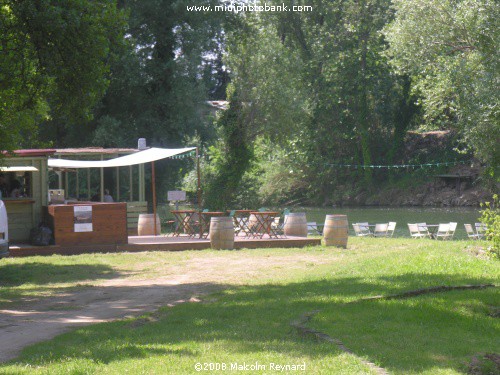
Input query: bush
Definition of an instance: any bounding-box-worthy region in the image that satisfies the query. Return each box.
[480,194,500,258]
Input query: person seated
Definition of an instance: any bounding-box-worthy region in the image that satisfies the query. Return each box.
[103,189,114,202]
[0,174,8,198]
[10,179,22,198]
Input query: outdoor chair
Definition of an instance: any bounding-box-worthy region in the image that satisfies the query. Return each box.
[434,223,451,240]
[307,222,320,235]
[271,216,285,236]
[417,222,428,232]
[156,204,175,235]
[448,222,457,239]
[408,223,428,239]
[475,223,487,239]
[417,223,432,238]
[387,222,397,237]
[234,213,255,237]
[188,212,202,236]
[228,210,242,235]
[271,209,290,237]
[358,222,373,236]
[373,223,389,237]
[353,223,372,237]
[464,224,480,240]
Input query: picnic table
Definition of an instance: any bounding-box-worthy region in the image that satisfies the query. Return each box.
[250,211,280,239]
[171,210,198,237]
[422,224,439,238]
[230,210,254,237]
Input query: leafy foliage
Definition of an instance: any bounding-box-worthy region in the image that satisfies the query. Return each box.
[202,0,423,205]
[384,0,500,167]
[480,194,500,258]
[0,0,126,152]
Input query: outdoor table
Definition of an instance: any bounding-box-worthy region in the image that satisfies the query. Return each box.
[250,211,280,239]
[425,224,440,239]
[171,210,198,237]
[230,210,254,237]
[200,211,226,238]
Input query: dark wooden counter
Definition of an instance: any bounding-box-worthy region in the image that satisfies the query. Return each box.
[2,199,35,204]
[45,203,128,246]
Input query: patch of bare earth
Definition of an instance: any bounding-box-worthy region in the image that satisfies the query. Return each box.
[0,251,338,363]
[467,353,500,375]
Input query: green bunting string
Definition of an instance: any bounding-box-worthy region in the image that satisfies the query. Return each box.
[188,152,470,170]
[169,150,196,160]
[322,160,469,169]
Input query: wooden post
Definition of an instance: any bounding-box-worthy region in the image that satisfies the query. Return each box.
[58,155,62,189]
[152,161,157,236]
[196,147,201,209]
[64,172,68,198]
[87,169,91,200]
[116,166,120,201]
[196,147,202,238]
[138,164,145,201]
[76,169,79,200]
[129,165,133,201]
[100,155,104,202]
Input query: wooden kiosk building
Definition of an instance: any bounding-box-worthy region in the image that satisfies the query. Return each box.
[1,146,196,243]
[1,149,55,241]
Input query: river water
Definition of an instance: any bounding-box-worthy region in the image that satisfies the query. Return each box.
[161,204,484,240]
[290,206,483,239]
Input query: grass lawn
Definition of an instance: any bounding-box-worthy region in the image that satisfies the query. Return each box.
[0,238,498,374]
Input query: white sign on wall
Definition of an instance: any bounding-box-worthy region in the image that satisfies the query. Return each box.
[74,206,93,232]
[167,190,186,201]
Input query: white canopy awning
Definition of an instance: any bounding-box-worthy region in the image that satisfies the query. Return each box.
[0,166,39,172]
[48,147,196,169]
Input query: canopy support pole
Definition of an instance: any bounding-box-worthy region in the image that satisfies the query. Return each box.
[58,156,62,190]
[196,147,202,238]
[100,155,104,201]
[76,170,79,199]
[65,172,68,199]
[196,147,201,209]
[152,161,157,236]
[116,167,120,201]
[138,164,145,201]
[87,169,90,200]
[129,166,133,201]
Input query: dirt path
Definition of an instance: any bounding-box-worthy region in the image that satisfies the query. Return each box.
[0,275,219,363]
[0,252,333,363]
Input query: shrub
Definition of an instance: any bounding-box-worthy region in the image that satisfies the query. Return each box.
[480,194,500,258]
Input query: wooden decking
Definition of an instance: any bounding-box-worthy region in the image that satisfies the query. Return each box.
[7,235,321,257]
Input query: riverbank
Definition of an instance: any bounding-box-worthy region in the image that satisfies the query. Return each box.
[326,132,497,208]
[364,180,492,207]
[341,164,494,207]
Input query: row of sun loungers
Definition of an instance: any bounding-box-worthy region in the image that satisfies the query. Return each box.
[353,222,487,240]
[408,222,487,240]
[352,222,397,237]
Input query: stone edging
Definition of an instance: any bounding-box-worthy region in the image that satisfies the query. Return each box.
[290,310,389,375]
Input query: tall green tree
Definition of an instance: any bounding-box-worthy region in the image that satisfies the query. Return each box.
[201,0,424,205]
[384,0,500,168]
[219,0,405,198]
[0,0,126,153]
[80,0,229,149]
